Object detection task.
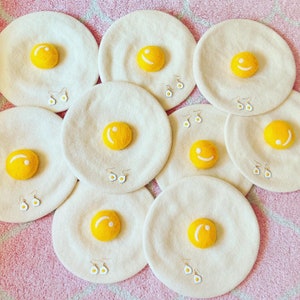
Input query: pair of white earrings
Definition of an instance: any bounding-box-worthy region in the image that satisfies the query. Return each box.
[90,261,109,276]
[107,168,130,184]
[253,162,272,179]
[184,263,202,284]
[48,88,68,106]
[19,195,41,211]
[165,78,184,98]
[236,98,253,112]
[183,111,202,128]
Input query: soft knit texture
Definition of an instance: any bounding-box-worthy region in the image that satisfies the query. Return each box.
[0,11,99,113]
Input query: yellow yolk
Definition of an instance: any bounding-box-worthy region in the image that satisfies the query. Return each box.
[102,122,133,150]
[136,45,165,72]
[6,149,39,180]
[231,51,258,78]
[90,210,121,242]
[188,218,217,249]
[264,120,295,150]
[30,43,59,69]
[189,140,219,169]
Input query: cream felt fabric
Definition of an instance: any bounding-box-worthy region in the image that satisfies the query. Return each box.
[225,90,300,192]
[98,10,196,111]
[155,104,252,195]
[62,81,172,194]
[0,107,77,223]
[52,182,153,284]
[193,19,296,116]
[0,11,99,113]
[143,176,260,298]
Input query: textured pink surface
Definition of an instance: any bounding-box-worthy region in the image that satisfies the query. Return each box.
[0,1,300,300]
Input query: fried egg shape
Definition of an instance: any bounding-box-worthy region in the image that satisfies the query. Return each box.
[0,11,99,112]
[98,10,196,110]
[143,176,260,298]
[193,19,296,116]
[155,104,252,195]
[225,90,300,192]
[52,182,153,284]
[0,107,77,223]
[62,81,172,194]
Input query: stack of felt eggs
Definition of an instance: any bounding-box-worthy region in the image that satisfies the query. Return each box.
[0,9,297,299]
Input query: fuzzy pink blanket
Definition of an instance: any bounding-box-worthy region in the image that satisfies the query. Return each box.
[0,1,300,299]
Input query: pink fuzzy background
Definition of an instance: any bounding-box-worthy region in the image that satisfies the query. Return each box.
[0,1,300,299]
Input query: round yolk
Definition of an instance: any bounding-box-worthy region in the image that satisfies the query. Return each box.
[188,218,217,249]
[264,120,295,150]
[189,140,219,169]
[30,43,59,69]
[6,149,39,180]
[136,45,165,72]
[102,122,133,151]
[90,210,121,242]
[231,51,258,78]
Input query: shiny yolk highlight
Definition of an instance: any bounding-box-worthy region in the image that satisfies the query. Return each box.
[231,51,258,78]
[30,43,59,69]
[136,45,165,72]
[188,218,217,249]
[189,140,219,169]
[6,149,39,180]
[90,210,121,242]
[264,120,295,150]
[102,122,133,151]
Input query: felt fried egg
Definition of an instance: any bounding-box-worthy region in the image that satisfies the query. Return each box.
[52,182,153,283]
[143,176,260,298]
[0,11,99,112]
[225,90,300,192]
[155,104,252,195]
[62,81,172,194]
[193,19,296,116]
[98,10,196,110]
[0,107,77,223]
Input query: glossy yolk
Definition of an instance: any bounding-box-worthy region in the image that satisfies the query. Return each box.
[6,149,39,180]
[30,43,59,69]
[188,218,217,249]
[264,120,295,150]
[136,45,165,72]
[90,210,121,242]
[189,140,219,169]
[231,51,258,78]
[102,122,133,151]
